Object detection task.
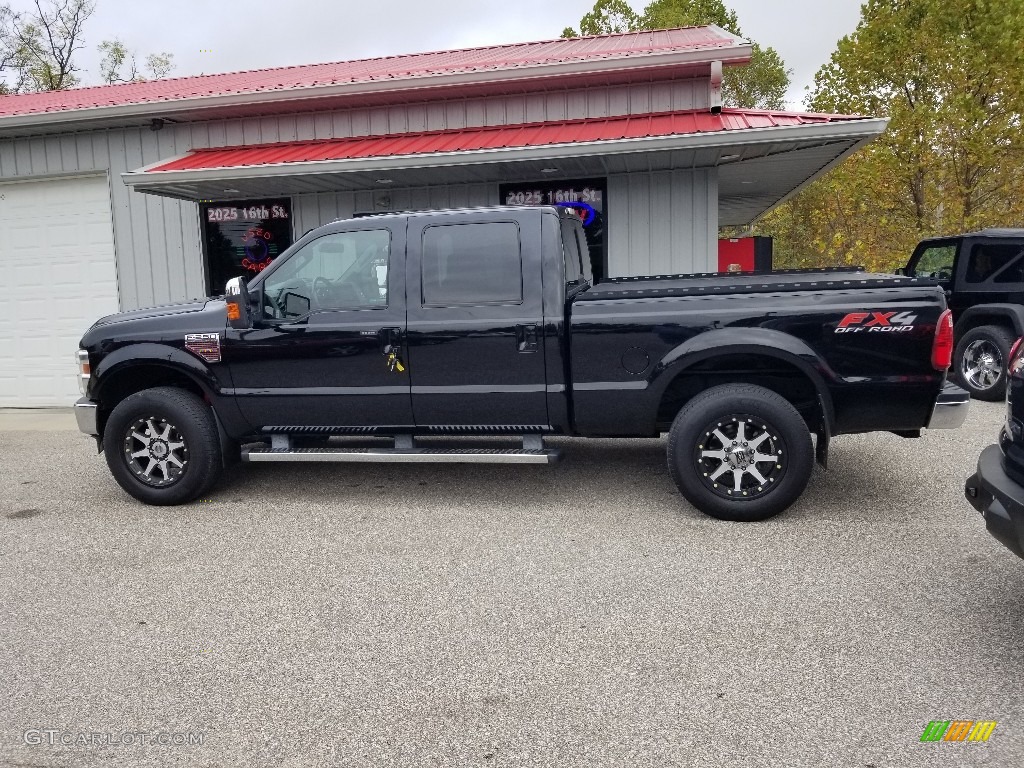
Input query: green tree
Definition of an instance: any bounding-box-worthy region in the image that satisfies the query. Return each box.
[1,1,175,92]
[99,38,174,83]
[0,0,95,92]
[761,0,1024,272]
[563,0,791,110]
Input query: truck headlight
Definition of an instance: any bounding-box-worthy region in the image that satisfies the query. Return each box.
[76,349,91,395]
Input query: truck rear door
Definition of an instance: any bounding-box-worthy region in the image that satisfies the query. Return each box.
[404,209,548,428]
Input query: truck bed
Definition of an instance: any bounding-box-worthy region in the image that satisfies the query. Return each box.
[579,267,939,301]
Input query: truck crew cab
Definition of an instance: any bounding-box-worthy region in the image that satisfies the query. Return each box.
[902,229,1024,400]
[75,206,968,521]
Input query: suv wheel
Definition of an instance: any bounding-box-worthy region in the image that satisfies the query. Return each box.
[954,325,1015,401]
[103,387,222,505]
[666,384,814,522]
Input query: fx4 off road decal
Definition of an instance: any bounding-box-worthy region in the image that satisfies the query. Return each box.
[835,311,918,334]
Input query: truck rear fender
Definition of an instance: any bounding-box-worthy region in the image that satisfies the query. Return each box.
[652,328,835,463]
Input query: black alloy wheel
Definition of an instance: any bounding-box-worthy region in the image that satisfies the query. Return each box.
[667,383,814,522]
[104,386,223,505]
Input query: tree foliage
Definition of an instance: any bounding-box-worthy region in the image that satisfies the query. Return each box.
[761,0,1024,272]
[0,0,94,92]
[563,0,791,110]
[1,0,175,92]
[99,37,174,84]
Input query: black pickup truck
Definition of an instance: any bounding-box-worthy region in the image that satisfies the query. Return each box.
[74,205,969,521]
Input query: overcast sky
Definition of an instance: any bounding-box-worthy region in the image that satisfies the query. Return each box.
[15,0,863,109]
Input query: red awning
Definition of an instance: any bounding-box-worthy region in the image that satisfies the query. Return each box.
[147,109,869,173]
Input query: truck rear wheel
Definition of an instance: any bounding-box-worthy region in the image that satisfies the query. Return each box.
[954,325,1014,401]
[666,384,813,522]
[103,387,222,505]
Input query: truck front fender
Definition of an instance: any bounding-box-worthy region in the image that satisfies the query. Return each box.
[92,343,221,402]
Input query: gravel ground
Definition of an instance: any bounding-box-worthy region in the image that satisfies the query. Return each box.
[1,401,1022,767]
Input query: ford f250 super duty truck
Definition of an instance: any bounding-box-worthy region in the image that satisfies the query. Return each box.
[74,206,969,521]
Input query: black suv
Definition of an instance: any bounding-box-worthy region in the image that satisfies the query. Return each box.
[965,336,1024,559]
[903,229,1024,400]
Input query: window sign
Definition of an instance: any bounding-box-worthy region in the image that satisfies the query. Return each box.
[201,198,293,295]
[500,179,606,281]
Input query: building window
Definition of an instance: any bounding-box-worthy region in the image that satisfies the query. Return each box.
[500,178,606,281]
[201,199,293,295]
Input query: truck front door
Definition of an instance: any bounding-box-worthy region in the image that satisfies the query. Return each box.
[404,210,549,428]
[224,222,413,431]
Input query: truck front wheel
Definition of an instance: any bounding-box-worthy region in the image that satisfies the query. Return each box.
[103,387,223,505]
[666,384,814,522]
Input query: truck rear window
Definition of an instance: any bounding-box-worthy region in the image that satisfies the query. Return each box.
[421,222,523,306]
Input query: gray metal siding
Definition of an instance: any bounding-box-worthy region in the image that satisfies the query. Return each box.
[0,78,714,309]
[607,169,718,277]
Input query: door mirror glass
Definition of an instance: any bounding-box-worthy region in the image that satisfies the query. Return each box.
[224,276,252,329]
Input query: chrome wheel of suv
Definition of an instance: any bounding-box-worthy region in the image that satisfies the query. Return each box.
[961,339,1002,391]
[954,325,1014,401]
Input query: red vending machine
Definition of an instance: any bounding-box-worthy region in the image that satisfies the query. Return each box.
[718,236,773,273]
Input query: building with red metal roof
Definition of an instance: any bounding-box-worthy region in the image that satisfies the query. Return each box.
[0,26,886,406]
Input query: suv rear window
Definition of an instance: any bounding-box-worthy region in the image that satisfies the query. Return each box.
[965,242,1024,283]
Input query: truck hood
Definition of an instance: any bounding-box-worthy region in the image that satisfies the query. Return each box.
[89,299,212,329]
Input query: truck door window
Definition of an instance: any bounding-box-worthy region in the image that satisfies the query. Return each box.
[910,244,956,279]
[421,222,523,306]
[966,243,1024,284]
[262,229,390,318]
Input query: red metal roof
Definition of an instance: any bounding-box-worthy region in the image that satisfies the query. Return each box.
[0,27,742,118]
[146,109,870,173]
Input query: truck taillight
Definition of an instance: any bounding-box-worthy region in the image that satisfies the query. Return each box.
[932,310,954,371]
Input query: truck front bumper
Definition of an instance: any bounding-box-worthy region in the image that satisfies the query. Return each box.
[927,381,970,429]
[965,444,1024,559]
[74,397,99,436]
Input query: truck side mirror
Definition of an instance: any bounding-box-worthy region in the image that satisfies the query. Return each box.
[893,267,907,276]
[224,276,252,330]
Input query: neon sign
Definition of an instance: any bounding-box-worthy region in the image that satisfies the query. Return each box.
[556,201,597,227]
[241,227,274,273]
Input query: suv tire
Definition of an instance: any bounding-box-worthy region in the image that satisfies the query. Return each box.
[666,384,814,522]
[954,325,1015,401]
[104,387,223,505]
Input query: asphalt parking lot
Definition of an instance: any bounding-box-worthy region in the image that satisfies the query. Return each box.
[2,401,1023,767]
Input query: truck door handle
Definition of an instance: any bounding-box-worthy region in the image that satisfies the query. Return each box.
[378,327,403,354]
[516,324,538,353]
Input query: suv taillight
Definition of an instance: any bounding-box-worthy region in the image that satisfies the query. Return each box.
[1010,336,1024,377]
[932,310,954,371]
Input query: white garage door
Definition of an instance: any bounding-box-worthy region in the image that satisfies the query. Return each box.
[0,175,119,406]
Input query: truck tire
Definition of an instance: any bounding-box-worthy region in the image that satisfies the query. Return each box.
[103,387,223,505]
[666,384,814,522]
[954,325,1015,401]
